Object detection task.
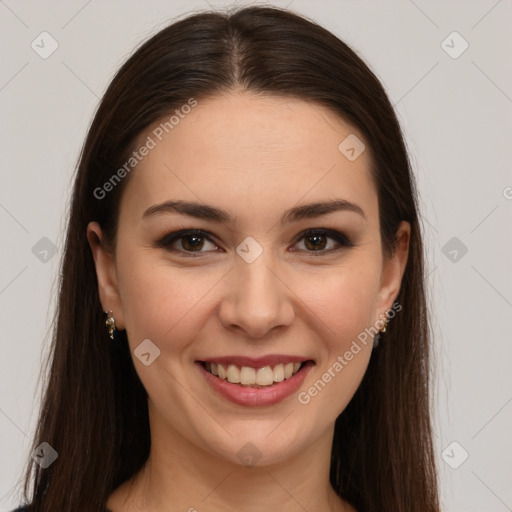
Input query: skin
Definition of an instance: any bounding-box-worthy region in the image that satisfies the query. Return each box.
[87,91,410,512]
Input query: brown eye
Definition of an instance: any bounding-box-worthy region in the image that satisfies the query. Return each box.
[156,228,354,258]
[303,233,329,251]
[293,229,354,255]
[156,229,220,256]
[180,234,207,252]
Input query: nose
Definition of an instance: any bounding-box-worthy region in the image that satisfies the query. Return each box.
[218,253,295,339]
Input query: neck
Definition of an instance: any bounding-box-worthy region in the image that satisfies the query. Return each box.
[107,405,353,512]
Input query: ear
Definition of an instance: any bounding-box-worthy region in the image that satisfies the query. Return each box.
[86,221,125,330]
[375,220,410,317]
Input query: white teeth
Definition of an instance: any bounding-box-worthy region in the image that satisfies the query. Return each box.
[206,361,305,386]
[273,364,284,382]
[240,366,256,385]
[256,366,274,386]
[283,362,294,379]
[226,364,240,383]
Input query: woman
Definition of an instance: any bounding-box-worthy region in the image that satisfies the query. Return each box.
[13,5,440,512]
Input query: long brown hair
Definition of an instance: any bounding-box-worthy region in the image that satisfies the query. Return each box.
[16,6,439,511]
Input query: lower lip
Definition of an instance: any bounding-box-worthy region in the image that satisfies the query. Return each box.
[196,361,314,407]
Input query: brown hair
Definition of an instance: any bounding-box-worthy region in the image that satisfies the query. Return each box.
[16,6,439,512]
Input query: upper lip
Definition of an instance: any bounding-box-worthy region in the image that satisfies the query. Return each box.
[197,354,314,368]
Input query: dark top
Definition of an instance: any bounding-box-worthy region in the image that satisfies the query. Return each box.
[12,508,113,512]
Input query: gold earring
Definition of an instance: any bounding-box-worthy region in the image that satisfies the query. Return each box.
[379,312,388,333]
[105,310,116,340]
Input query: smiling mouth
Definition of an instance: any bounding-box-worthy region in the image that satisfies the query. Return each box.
[198,360,312,388]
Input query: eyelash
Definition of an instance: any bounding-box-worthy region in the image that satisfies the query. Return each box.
[155,228,355,257]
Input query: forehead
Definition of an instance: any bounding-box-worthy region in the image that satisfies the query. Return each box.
[120,92,378,229]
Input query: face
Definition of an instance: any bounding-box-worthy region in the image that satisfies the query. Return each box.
[88,92,409,467]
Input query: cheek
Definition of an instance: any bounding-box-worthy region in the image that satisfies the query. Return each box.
[116,248,221,354]
[300,257,382,342]
[295,258,380,403]
[298,285,377,415]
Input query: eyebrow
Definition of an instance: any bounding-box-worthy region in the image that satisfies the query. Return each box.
[142,198,366,224]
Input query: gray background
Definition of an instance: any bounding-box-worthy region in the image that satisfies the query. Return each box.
[1,1,511,510]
